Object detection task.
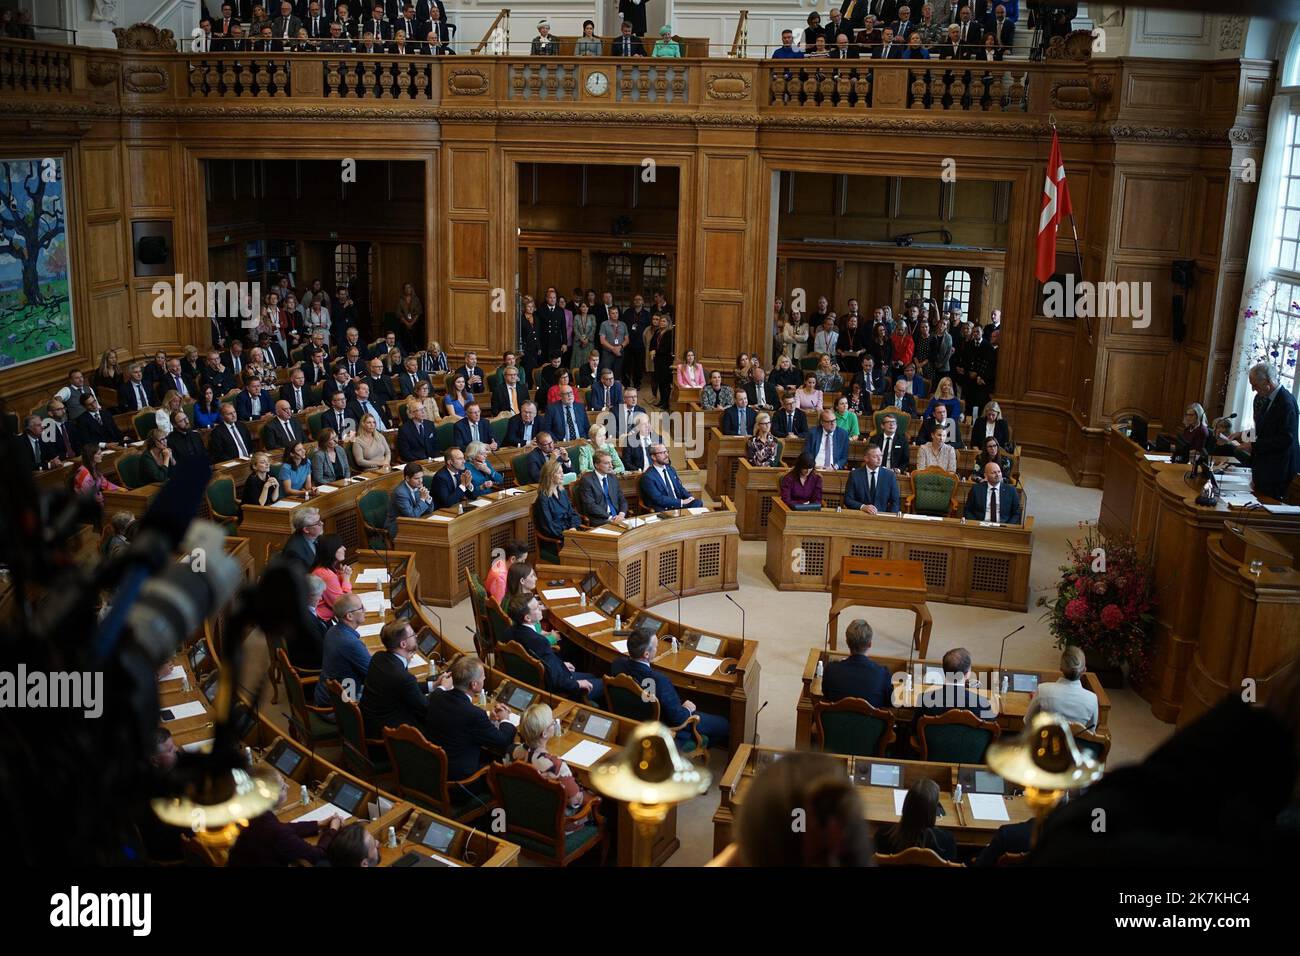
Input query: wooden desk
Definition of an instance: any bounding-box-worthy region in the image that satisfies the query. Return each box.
[794,647,1112,748]
[764,498,1033,611]
[558,501,740,606]
[542,570,761,757]
[713,744,1034,854]
[1100,429,1300,722]
[239,468,405,571]
[828,556,931,655]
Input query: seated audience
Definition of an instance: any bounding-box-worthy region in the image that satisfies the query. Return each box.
[326,823,381,868]
[821,618,891,708]
[227,772,342,867]
[773,394,809,438]
[1024,646,1100,730]
[917,402,962,447]
[874,779,957,861]
[969,400,1012,451]
[746,413,780,466]
[139,430,175,484]
[973,435,1013,480]
[533,459,583,542]
[504,401,541,447]
[262,400,308,452]
[780,452,823,508]
[386,461,435,538]
[397,402,440,463]
[576,450,629,526]
[721,389,754,436]
[612,626,730,746]
[277,441,315,497]
[360,619,433,737]
[485,539,529,606]
[465,441,504,493]
[312,428,351,485]
[845,444,901,513]
[544,386,589,443]
[511,703,592,823]
[917,422,957,473]
[351,413,392,470]
[962,460,1021,524]
[916,646,994,717]
[700,370,735,410]
[282,507,322,568]
[242,452,282,508]
[310,533,353,623]
[871,413,909,472]
[622,414,659,472]
[676,349,707,389]
[422,654,518,783]
[507,593,603,704]
[806,410,849,470]
[314,593,369,706]
[833,395,860,439]
[795,373,824,414]
[72,444,120,506]
[521,431,575,484]
[639,443,701,510]
[209,403,255,461]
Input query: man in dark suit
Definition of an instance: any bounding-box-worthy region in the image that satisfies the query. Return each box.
[118,363,157,411]
[887,378,919,416]
[209,404,255,462]
[320,391,354,439]
[617,0,648,35]
[936,23,966,58]
[363,1,392,38]
[281,507,323,568]
[454,353,487,394]
[610,19,646,55]
[839,0,868,30]
[387,462,435,537]
[302,349,332,388]
[954,5,982,51]
[423,655,517,783]
[587,368,624,412]
[262,401,308,451]
[361,358,395,406]
[166,412,208,467]
[504,402,541,447]
[1224,362,1300,500]
[302,0,331,38]
[198,351,236,397]
[509,595,603,703]
[829,31,860,58]
[744,368,777,412]
[452,402,497,452]
[322,367,354,404]
[430,448,478,509]
[611,628,729,746]
[821,618,892,708]
[962,461,1022,523]
[639,444,701,510]
[544,387,589,443]
[844,445,901,513]
[42,398,78,462]
[161,358,195,401]
[607,388,648,437]
[976,820,1034,866]
[872,415,910,472]
[391,1,422,50]
[720,390,754,437]
[772,395,809,439]
[278,369,312,414]
[915,646,995,719]
[347,381,391,430]
[360,620,432,738]
[492,366,530,417]
[982,3,1014,50]
[234,380,275,423]
[917,403,964,448]
[872,26,903,56]
[396,355,429,398]
[806,411,851,470]
[396,403,439,462]
[272,0,304,39]
[72,395,122,447]
[520,433,575,484]
[17,415,58,471]
[892,4,917,40]
[576,450,628,526]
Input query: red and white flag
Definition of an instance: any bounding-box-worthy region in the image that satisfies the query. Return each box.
[1035,129,1072,283]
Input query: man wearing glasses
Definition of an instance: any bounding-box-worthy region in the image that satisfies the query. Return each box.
[521,431,575,484]
[282,508,324,568]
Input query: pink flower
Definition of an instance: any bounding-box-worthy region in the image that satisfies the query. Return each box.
[1065,597,1090,623]
[1100,604,1125,629]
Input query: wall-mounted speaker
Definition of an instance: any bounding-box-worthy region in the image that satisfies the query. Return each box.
[131,220,175,277]
[1171,259,1195,288]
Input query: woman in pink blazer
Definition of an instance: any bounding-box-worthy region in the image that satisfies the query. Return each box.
[676,349,707,388]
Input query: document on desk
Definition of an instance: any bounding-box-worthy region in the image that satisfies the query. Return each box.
[409,653,427,668]
[270,499,299,508]
[163,700,207,722]
[427,514,453,521]
[561,740,612,768]
[902,514,943,521]
[315,485,339,495]
[1263,503,1300,514]
[182,739,213,754]
[563,611,607,629]
[611,639,629,654]
[687,507,711,515]
[292,803,351,824]
[966,793,1011,822]
[590,526,620,535]
[892,788,909,816]
[469,498,491,508]
[542,587,581,600]
[357,622,384,637]
[359,591,390,613]
[496,487,523,497]
[1143,453,1171,461]
[355,568,390,584]
[159,664,186,683]
[684,655,722,676]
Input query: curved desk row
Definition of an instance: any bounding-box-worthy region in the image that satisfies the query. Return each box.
[764,498,1033,611]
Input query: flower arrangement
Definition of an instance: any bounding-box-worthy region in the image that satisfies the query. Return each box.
[1239,279,1300,378]
[1038,523,1157,682]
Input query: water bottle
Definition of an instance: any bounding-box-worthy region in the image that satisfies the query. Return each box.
[904,672,914,700]
[614,613,622,631]
[670,636,679,655]
[953,782,964,806]
[580,591,587,607]
[815,660,824,679]
[386,825,397,848]
[181,672,190,692]
[299,784,310,806]
[1001,675,1009,695]
[244,746,254,765]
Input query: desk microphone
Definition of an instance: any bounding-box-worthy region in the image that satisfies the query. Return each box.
[662,580,684,636]
[571,535,627,601]
[723,592,746,642]
[995,624,1026,679]
[751,699,769,747]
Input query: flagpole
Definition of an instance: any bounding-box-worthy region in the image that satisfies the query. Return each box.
[1051,115,1093,344]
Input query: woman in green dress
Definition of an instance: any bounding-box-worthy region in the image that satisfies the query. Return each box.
[652,24,681,57]
[572,422,627,475]
[570,300,597,371]
[834,395,860,438]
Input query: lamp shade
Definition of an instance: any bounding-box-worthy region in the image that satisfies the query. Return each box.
[151,763,282,831]
[985,712,1103,792]
[589,721,711,805]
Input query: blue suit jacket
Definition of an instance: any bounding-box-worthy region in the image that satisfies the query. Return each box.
[720,405,755,436]
[821,655,892,709]
[610,656,690,726]
[517,625,584,697]
[386,479,434,537]
[587,381,624,411]
[397,419,440,462]
[543,401,589,442]
[639,464,690,511]
[519,447,575,484]
[452,416,494,451]
[504,413,539,447]
[805,426,851,469]
[844,466,901,512]
[431,466,476,509]
[962,481,1022,524]
[234,390,274,422]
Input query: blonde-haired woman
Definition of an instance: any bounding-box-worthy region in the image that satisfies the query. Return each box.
[155,390,183,437]
[241,451,281,507]
[511,702,588,821]
[410,379,442,422]
[94,349,121,389]
[746,412,779,467]
[533,458,583,543]
[924,376,962,424]
[351,412,391,470]
[420,340,448,375]
[573,422,626,475]
[970,399,1011,451]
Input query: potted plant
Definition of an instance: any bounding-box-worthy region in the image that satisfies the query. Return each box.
[1038,523,1157,688]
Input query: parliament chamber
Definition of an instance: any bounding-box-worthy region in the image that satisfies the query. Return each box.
[2,0,1300,899]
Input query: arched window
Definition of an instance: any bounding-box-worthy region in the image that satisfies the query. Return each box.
[943,269,972,315]
[904,267,931,303]
[605,254,632,308]
[642,255,669,297]
[334,243,358,288]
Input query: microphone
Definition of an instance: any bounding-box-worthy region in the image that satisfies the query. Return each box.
[751,699,769,747]
[995,624,1026,679]
[723,592,746,642]
[572,534,627,600]
[662,580,684,636]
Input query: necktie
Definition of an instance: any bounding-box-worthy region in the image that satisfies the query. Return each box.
[738,409,746,433]
[416,422,423,438]
[989,486,999,522]
[509,388,518,414]
[294,387,301,408]
[175,375,185,394]
[59,424,71,455]
[787,412,794,432]
[757,384,764,405]
[231,424,247,458]
[566,406,577,440]
[284,420,293,442]
[883,436,891,463]
[821,432,833,468]
[135,383,146,406]
[868,470,877,504]
[93,413,101,428]
[601,475,615,516]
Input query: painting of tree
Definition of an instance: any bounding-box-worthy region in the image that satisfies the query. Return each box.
[0,157,74,368]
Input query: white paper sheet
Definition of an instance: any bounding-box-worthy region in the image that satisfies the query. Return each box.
[315,485,339,494]
[610,639,629,654]
[181,739,213,753]
[1143,453,1170,461]
[358,591,389,612]
[1263,503,1300,514]
[409,653,427,668]
[270,499,298,509]
[590,526,619,535]
[354,568,390,584]
[966,793,1011,822]
[292,803,351,824]
[687,507,710,515]
[357,622,384,637]
[892,788,909,815]
[159,665,186,683]
[903,513,944,521]
[563,611,607,628]
[684,655,722,676]
[561,739,611,768]
[427,514,453,522]
[163,700,207,722]
[501,710,521,726]
[542,587,581,600]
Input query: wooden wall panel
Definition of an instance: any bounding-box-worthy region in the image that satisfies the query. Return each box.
[127,145,174,213]
[1101,350,1171,419]
[1117,175,1188,254]
[80,145,122,216]
[536,249,582,298]
[1024,326,1075,401]
[451,222,488,281]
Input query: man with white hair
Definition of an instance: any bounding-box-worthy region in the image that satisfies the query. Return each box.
[1223,362,1300,500]
[531,19,558,54]
[282,508,323,568]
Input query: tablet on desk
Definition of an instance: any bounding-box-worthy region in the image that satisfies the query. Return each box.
[958,767,1007,795]
[418,630,440,657]
[571,710,615,741]
[321,777,369,817]
[412,815,457,853]
[596,592,621,617]
[391,850,457,867]
[858,762,901,788]
[579,572,600,595]
[635,615,663,636]
[265,739,304,778]
[1009,672,1039,693]
[497,682,537,713]
[188,641,209,673]
[691,634,723,656]
[200,673,220,704]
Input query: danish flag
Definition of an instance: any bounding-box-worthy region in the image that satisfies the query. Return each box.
[1035,129,1072,283]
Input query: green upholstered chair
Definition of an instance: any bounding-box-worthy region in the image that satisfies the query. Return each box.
[133,410,158,439]
[383,724,492,822]
[490,416,510,446]
[512,452,533,486]
[813,697,897,757]
[357,488,392,549]
[908,466,959,517]
[277,649,339,748]
[800,354,821,372]
[307,411,325,441]
[772,438,784,464]
[435,420,457,454]
[116,453,146,490]
[915,709,1001,763]
[873,406,912,436]
[603,672,707,760]
[497,639,544,688]
[487,761,606,866]
[205,477,240,533]
[323,678,392,779]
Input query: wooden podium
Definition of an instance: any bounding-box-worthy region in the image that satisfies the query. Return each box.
[826,555,932,655]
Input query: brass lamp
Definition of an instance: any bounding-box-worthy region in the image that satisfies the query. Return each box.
[984,711,1103,845]
[588,721,712,867]
[151,763,283,852]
